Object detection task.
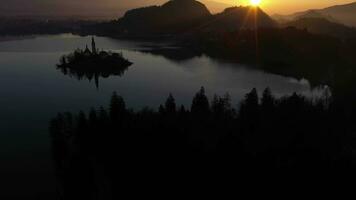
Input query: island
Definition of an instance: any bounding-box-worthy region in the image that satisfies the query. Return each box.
[57,37,133,88]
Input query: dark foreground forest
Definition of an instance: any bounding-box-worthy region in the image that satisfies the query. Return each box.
[50,87,355,198]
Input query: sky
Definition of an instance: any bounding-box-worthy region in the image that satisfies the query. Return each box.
[1,0,356,18]
[241,0,356,14]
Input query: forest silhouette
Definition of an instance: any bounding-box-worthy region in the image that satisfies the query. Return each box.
[50,87,353,198]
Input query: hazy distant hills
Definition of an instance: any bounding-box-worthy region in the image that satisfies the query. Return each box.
[284,18,356,39]
[273,2,356,27]
[273,10,338,24]
[321,2,356,27]
[114,0,276,35]
[275,2,356,39]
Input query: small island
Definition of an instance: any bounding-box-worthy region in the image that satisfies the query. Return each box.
[57,37,132,88]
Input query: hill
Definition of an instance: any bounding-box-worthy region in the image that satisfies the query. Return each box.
[198,6,277,32]
[273,2,356,27]
[321,2,356,27]
[116,0,212,34]
[115,0,232,16]
[114,2,276,35]
[0,0,275,37]
[0,0,231,20]
[273,10,338,24]
[284,17,356,39]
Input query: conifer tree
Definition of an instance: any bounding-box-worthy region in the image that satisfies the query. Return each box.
[165,93,176,114]
[191,87,210,116]
[110,92,126,121]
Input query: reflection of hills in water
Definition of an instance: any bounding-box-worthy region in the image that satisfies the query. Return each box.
[139,44,202,61]
[56,37,132,88]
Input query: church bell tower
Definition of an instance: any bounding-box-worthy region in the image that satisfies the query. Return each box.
[91,37,97,54]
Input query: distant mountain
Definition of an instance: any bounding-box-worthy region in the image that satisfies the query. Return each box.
[284,17,356,39]
[273,10,338,24]
[116,0,212,34]
[273,2,356,27]
[0,0,231,20]
[100,1,276,36]
[297,10,338,23]
[198,6,277,32]
[115,0,232,16]
[114,0,232,17]
[321,2,356,27]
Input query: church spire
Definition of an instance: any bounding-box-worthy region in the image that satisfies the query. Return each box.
[84,44,91,55]
[91,37,97,54]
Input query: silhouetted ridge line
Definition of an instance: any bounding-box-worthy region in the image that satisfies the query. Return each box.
[116,0,212,34]
[111,1,276,36]
[195,6,277,32]
[273,1,356,27]
[283,17,356,39]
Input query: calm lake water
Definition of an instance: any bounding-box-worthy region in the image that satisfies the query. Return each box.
[0,34,325,198]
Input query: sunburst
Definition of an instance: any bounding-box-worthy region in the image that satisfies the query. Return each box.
[250,0,261,6]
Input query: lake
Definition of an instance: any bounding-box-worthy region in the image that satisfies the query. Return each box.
[0,34,326,198]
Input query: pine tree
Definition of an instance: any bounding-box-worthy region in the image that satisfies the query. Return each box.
[165,93,176,114]
[245,88,259,108]
[191,87,210,115]
[110,92,126,121]
[261,87,274,112]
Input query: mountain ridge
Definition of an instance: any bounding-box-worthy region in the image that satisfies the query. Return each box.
[283,17,356,39]
[273,1,356,27]
[114,1,276,35]
[116,0,212,34]
[197,6,277,32]
[0,0,232,19]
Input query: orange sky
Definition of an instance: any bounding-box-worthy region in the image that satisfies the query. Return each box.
[1,0,356,18]
[220,0,356,14]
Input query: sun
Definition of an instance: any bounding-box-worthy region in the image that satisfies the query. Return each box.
[250,0,262,6]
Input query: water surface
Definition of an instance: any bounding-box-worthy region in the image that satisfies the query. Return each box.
[0,34,325,198]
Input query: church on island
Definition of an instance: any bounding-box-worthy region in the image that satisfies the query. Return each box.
[57,37,133,88]
[84,37,98,56]
[57,36,132,71]
[81,36,126,60]
[77,37,131,64]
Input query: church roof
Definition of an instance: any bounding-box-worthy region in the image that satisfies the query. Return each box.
[84,45,91,54]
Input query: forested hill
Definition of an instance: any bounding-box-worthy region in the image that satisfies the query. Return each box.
[109,0,276,35]
[197,6,277,32]
[0,1,277,36]
[115,0,212,34]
